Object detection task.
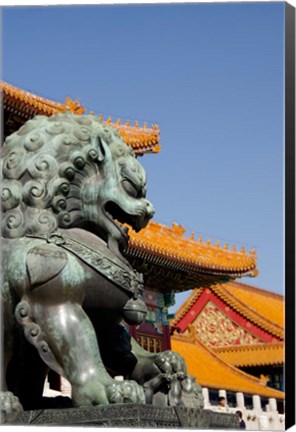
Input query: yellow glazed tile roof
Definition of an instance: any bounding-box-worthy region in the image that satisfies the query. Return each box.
[171,282,284,340]
[171,336,284,399]
[213,343,284,367]
[1,80,78,114]
[1,81,160,155]
[127,221,257,276]
[223,282,284,328]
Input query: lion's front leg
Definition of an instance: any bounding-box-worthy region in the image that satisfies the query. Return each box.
[1,295,23,423]
[17,298,145,407]
[19,299,110,406]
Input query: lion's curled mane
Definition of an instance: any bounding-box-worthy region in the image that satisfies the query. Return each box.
[1,113,135,239]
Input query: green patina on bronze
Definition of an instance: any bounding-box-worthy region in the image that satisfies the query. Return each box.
[1,113,204,424]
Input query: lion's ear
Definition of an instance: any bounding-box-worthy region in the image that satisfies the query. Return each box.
[94,136,112,164]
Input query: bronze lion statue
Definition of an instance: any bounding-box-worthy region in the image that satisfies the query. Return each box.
[1,113,203,422]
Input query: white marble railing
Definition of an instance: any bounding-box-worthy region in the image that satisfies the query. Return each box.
[202,388,285,430]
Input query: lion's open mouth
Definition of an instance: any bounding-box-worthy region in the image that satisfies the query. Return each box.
[104,201,147,235]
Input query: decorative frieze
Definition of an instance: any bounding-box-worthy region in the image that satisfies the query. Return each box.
[190,301,261,347]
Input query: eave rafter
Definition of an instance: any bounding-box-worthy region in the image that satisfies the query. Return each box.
[124,221,257,292]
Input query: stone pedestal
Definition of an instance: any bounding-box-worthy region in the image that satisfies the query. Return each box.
[11,404,240,429]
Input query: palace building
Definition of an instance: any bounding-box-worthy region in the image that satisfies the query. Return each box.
[171,280,284,391]
[1,81,285,429]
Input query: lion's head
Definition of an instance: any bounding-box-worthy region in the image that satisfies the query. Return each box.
[1,113,155,257]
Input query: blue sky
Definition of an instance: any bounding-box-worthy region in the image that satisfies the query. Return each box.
[2,3,285,311]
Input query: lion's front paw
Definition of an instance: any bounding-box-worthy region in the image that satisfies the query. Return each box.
[106,380,145,404]
[0,391,23,424]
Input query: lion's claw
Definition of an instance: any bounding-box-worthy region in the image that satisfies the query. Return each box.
[106,380,145,404]
[0,391,23,424]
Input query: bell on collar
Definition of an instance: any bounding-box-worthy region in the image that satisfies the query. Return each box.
[122,297,147,325]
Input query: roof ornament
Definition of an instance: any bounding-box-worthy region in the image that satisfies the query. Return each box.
[172,222,186,236]
[260,374,270,385]
[64,97,85,115]
[188,324,196,340]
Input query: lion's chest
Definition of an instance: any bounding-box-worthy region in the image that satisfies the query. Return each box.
[83,268,131,312]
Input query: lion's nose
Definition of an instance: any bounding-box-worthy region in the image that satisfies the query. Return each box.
[145,200,155,219]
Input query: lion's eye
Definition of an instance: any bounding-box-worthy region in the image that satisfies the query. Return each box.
[122,180,138,198]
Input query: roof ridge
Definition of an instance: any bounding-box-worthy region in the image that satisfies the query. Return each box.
[213,342,284,368]
[229,280,284,300]
[128,221,257,276]
[1,80,69,110]
[1,80,160,134]
[2,81,161,155]
[217,283,284,338]
[148,222,257,256]
[170,289,202,326]
[213,342,284,353]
